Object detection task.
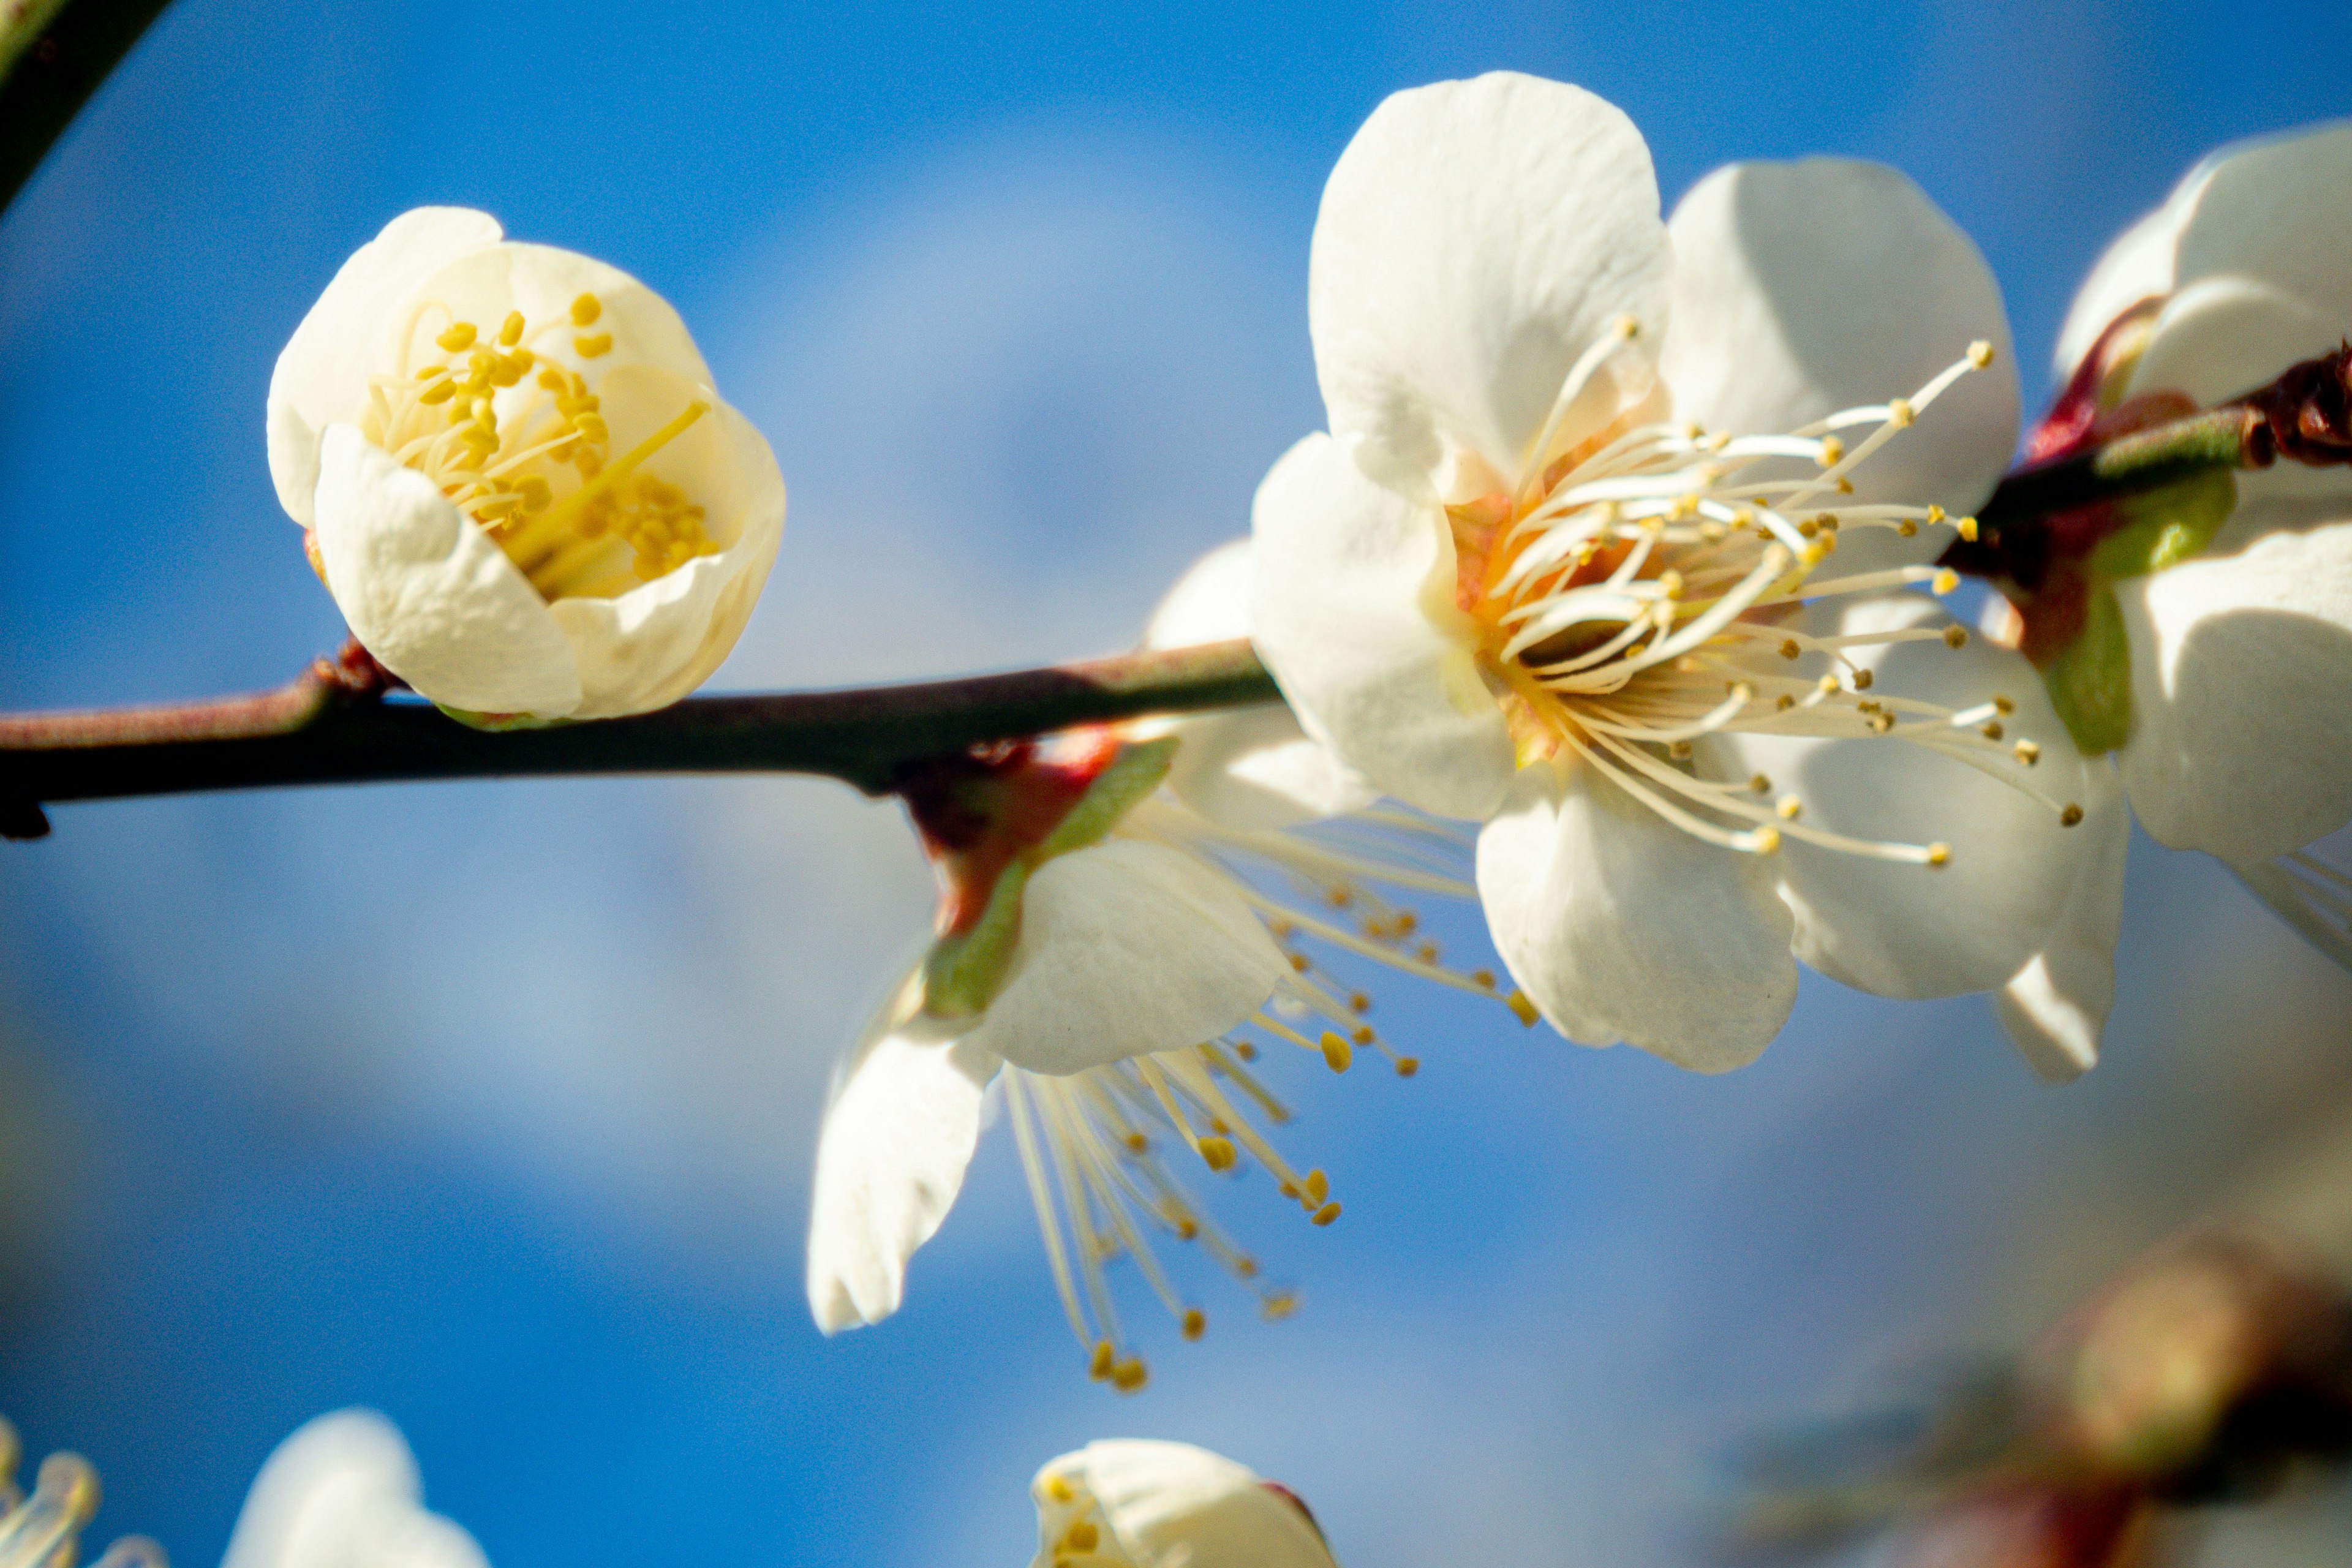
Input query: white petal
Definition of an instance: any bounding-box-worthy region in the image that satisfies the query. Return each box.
[223,1410,488,1568]
[2231,855,2352,972]
[805,975,1000,1333]
[1662,159,2019,574]
[311,426,582,717]
[1995,794,2128,1082]
[1309,72,1669,498]
[1063,1441,1336,1568]
[1251,433,1514,820]
[268,208,505,528]
[2052,198,2182,383]
[400,241,713,389]
[1476,758,1796,1071]
[970,840,1286,1076]
[2119,512,2352,861]
[2166,120,2352,344]
[2130,273,2346,420]
[542,369,786,717]
[1139,538,1379,829]
[1710,594,2111,1000]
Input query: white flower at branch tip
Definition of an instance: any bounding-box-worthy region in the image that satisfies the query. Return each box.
[1028,1440,1338,1568]
[806,543,1531,1387]
[222,1410,488,1568]
[1251,72,2117,1074]
[268,208,784,722]
[2048,122,2352,883]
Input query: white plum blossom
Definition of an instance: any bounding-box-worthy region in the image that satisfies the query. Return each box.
[1251,72,2119,1072]
[222,1410,488,1568]
[807,545,1528,1387]
[2044,122,2352,964]
[1027,1441,1338,1568]
[269,208,784,722]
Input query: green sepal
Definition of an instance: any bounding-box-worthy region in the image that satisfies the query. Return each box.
[2041,581,2133,755]
[433,704,568,733]
[2088,469,2236,579]
[923,858,1032,1019]
[1036,736,1178,858]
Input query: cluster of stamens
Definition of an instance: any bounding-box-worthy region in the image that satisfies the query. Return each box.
[364,291,717,601]
[1450,326,2082,867]
[0,1416,162,1568]
[1006,800,1534,1391]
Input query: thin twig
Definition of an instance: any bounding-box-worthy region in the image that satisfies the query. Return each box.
[1,0,173,213]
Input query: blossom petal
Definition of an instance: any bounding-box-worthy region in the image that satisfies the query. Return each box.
[970,840,1286,1076]
[542,368,786,717]
[2130,273,2346,420]
[1662,159,2020,573]
[805,976,1001,1333]
[2052,199,2181,382]
[1251,433,1514,820]
[1140,538,1378,829]
[1044,1441,1335,1568]
[1476,759,1796,1071]
[1710,594,2111,1000]
[2118,511,2352,861]
[222,1410,487,1568]
[1309,72,1669,499]
[1995,796,2129,1082]
[311,425,582,717]
[2166,120,2352,343]
[268,208,505,527]
[403,241,712,388]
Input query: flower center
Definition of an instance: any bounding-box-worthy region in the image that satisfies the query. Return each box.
[1448,330,2081,868]
[364,291,717,601]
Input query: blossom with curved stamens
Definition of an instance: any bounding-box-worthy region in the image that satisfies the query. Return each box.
[1252,72,2112,1072]
[223,1410,486,1568]
[2038,124,2352,926]
[269,208,784,722]
[806,546,1530,1387]
[1027,1440,1338,1568]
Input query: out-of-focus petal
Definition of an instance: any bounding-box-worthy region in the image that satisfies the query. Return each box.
[970,840,1286,1076]
[1996,796,2130,1082]
[1476,759,1795,1071]
[1309,72,1669,499]
[222,1410,488,1568]
[1251,434,1513,820]
[1028,1441,1335,1568]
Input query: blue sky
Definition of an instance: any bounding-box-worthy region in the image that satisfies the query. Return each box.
[4,1,2351,1564]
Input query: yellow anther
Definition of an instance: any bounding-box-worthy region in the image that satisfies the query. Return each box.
[1869,711,1896,734]
[1199,1137,1237,1172]
[416,363,448,383]
[1797,517,1819,539]
[1779,639,1801,660]
[1943,624,1969,649]
[496,311,525,348]
[1751,826,1782,855]
[1835,477,1854,494]
[1668,740,1693,760]
[1888,397,1915,427]
[1800,541,1828,569]
[1262,1291,1297,1319]
[1046,1474,1076,1503]
[1302,1169,1330,1205]
[1236,1257,1260,1280]
[417,378,459,405]
[1348,991,1371,1014]
[1926,842,1952,867]
[1776,794,1803,821]
[1125,1132,1148,1154]
[1967,339,1996,368]
[1817,435,1844,467]
[435,322,477,352]
[1896,519,1919,537]
[1506,990,1540,1027]
[1065,1521,1099,1553]
[1470,968,1496,990]
[1981,720,2005,741]
[1776,693,1795,710]
[537,368,568,391]
[1182,1308,1207,1341]
[2060,803,2085,827]
[569,292,603,326]
[1749,773,1771,794]
[1817,673,1841,695]
[1111,1359,1148,1393]
[1351,1025,1373,1046]
[1657,569,1684,597]
[1956,516,1980,543]
[1395,1057,1420,1077]
[1320,1033,1353,1073]
[1415,941,1438,963]
[1286,952,1310,974]
[1932,568,1959,594]
[1614,314,1640,339]
[575,332,614,358]
[1852,668,1874,690]
[1992,695,2016,716]
[1311,1202,1343,1227]
[1088,1341,1115,1380]
[2014,739,2041,766]
[1234,1041,1259,1062]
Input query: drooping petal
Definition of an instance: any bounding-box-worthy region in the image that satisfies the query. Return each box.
[310,425,583,717]
[1251,433,1514,820]
[806,975,1001,1333]
[1309,72,1670,499]
[970,840,1287,1076]
[2117,510,2352,862]
[1996,796,2130,1082]
[222,1410,488,1568]
[267,208,505,527]
[1029,1441,1336,1568]
[1140,538,1378,830]
[1662,159,2020,573]
[1710,594,2112,1000]
[540,366,786,717]
[1476,758,1796,1071]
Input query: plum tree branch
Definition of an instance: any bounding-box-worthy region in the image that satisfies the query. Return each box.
[1,0,173,213]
